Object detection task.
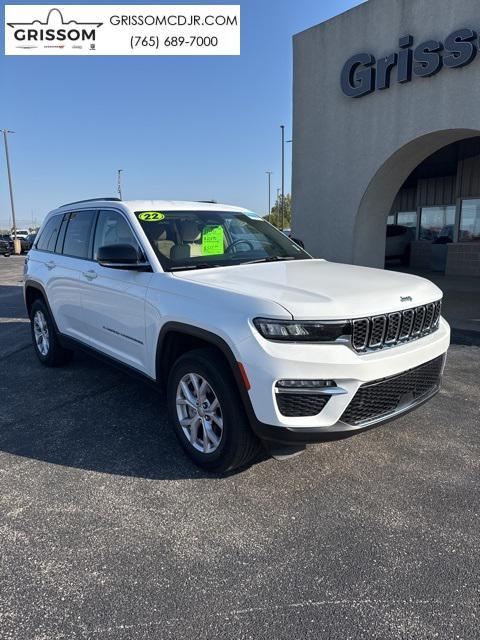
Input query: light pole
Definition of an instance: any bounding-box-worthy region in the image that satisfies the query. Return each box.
[280,125,285,230]
[117,169,123,199]
[1,129,20,254]
[266,171,273,217]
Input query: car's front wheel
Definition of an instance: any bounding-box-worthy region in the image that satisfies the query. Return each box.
[167,348,261,473]
[30,298,73,366]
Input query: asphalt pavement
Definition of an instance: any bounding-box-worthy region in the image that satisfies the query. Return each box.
[0,255,478,639]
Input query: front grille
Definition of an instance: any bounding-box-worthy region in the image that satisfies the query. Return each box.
[352,301,442,352]
[276,393,330,417]
[340,355,444,426]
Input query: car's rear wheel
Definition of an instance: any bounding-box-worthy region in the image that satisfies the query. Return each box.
[30,298,73,366]
[167,348,261,473]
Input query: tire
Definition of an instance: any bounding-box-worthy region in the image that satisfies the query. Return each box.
[167,348,261,473]
[30,298,74,367]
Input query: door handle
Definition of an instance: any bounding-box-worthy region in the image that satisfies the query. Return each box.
[45,261,56,270]
[83,270,98,281]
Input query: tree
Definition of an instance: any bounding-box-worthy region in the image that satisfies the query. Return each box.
[264,194,291,230]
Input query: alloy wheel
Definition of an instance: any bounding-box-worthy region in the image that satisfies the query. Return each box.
[176,373,224,453]
[33,310,50,356]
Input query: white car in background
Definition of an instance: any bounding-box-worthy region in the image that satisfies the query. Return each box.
[11,229,30,240]
[24,198,450,472]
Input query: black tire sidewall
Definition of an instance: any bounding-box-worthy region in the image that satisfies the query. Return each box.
[30,299,63,365]
[167,350,253,471]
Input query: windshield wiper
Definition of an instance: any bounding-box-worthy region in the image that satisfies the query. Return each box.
[242,256,297,265]
[169,262,219,272]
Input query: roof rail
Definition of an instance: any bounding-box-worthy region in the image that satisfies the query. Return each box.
[197,200,218,204]
[60,197,122,208]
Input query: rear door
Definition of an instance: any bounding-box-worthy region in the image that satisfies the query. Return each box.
[29,212,81,336]
[50,210,97,338]
[79,209,153,373]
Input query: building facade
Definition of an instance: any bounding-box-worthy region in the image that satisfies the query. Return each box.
[292,0,480,277]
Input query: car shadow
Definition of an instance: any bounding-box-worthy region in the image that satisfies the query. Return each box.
[1,343,272,480]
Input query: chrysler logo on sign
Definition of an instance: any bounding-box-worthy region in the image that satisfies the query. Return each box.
[7,7,102,50]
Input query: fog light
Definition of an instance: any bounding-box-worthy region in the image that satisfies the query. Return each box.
[275,379,347,397]
[276,379,336,389]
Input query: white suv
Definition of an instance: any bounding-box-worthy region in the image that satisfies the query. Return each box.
[24,198,450,472]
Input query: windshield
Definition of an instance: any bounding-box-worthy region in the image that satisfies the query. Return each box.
[134,210,311,271]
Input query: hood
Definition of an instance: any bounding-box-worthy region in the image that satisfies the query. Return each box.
[173,259,443,319]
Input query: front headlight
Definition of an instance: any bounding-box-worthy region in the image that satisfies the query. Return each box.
[253,318,351,342]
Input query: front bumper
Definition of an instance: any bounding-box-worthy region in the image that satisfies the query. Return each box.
[240,318,450,442]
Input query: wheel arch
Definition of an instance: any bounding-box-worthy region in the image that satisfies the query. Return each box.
[24,280,61,334]
[156,322,257,427]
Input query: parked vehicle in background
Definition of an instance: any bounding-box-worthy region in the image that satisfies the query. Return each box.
[10,229,30,241]
[20,233,37,253]
[385,224,415,265]
[282,228,305,249]
[0,234,14,253]
[0,236,11,257]
[24,198,449,472]
[433,224,454,244]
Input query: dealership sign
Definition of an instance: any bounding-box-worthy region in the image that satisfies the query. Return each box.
[341,29,478,98]
[4,5,240,55]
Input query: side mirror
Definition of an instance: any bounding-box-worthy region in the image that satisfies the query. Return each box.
[97,244,151,271]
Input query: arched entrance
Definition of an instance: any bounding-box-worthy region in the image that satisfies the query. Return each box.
[352,129,480,268]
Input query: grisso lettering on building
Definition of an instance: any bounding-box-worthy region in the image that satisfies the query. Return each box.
[341,28,478,97]
[7,8,102,44]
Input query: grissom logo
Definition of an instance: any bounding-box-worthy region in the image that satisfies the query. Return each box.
[7,8,103,48]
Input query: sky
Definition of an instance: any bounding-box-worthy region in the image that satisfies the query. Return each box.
[0,0,365,228]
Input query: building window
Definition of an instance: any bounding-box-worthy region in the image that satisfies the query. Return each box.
[459,199,480,242]
[420,206,455,242]
[397,211,417,228]
[387,214,395,225]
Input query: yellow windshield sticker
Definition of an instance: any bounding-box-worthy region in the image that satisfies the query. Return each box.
[202,225,224,255]
[138,211,165,221]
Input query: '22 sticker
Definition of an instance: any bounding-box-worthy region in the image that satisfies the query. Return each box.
[138,211,165,221]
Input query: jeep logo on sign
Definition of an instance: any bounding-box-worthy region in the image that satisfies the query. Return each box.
[341,29,478,98]
[7,7,102,48]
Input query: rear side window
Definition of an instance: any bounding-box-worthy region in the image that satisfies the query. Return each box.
[54,215,69,253]
[36,216,62,252]
[62,211,95,259]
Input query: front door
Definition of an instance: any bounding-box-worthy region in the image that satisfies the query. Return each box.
[80,209,153,373]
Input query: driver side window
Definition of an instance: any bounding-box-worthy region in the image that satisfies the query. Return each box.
[93,210,139,260]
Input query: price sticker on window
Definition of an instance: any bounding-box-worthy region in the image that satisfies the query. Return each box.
[202,225,224,255]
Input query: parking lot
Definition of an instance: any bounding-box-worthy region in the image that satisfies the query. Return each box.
[0,255,478,639]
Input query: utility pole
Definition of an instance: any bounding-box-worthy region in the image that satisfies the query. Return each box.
[280,125,285,231]
[117,169,123,199]
[266,171,273,217]
[1,129,20,254]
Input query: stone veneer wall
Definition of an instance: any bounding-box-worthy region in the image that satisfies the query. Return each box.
[410,241,432,271]
[446,244,480,277]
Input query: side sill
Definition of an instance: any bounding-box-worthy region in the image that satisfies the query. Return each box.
[59,333,159,391]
